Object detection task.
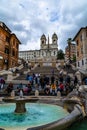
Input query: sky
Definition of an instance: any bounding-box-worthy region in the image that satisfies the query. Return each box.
[0,0,87,52]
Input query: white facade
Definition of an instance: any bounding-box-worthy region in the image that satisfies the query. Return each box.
[19,33,58,61]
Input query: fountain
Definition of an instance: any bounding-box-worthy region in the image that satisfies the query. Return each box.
[0,97,69,130]
[1,85,87,130]
[2,95,39,113]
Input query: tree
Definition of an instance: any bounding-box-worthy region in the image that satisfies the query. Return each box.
[72,54,76,63]
[57,49,64,60]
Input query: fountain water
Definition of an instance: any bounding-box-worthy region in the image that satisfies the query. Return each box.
[19,89,23,98]
[0,101,69,130]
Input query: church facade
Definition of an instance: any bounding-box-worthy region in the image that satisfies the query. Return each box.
[19,33,58,66]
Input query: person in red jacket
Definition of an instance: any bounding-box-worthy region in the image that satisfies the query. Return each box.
[57,82,64,92]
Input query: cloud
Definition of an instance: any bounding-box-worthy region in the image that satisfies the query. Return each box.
[0,0,87,51]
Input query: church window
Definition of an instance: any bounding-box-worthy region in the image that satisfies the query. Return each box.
[53,40,56,44]
[54,51,55,55]
[42,41,44,44]
[81,47,83,54]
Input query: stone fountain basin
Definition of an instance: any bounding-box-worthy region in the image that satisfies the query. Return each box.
[3,96,39,103]
[2,96,85,130]
[27,97,84,130]
[26,106,82,130]
[3,96,39,113]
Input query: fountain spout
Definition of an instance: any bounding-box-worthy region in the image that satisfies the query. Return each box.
[19,89,23,98]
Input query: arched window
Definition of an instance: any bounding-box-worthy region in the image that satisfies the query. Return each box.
[53,40,56,44]
[42,41,44,44]
[54,51,55,55]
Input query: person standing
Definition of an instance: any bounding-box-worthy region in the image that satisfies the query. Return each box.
[0,76,5,90]
[51,75,55,84]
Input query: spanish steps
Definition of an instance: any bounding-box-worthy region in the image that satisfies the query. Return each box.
[14,66,59,80]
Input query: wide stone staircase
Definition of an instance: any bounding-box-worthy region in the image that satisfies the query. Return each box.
[13,66,29,80]
[12,64,77,80]
[29,66,59,76]
[14,66,59,80]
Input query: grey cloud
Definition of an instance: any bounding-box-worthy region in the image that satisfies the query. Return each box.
[0,0,87,51]
[50,11,59,22]
[19,3,25,9]
[12,24,26,32]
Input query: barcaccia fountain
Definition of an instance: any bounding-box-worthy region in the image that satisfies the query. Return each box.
[0,85,87,130]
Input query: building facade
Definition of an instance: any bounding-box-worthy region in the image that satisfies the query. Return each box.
[19,33,58,66]
[73,26,87,70]
[0,21,21,70]
[65,43,76,62]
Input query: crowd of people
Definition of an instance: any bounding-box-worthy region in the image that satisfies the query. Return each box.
[24,72,79,96]
[0,70,80,96]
